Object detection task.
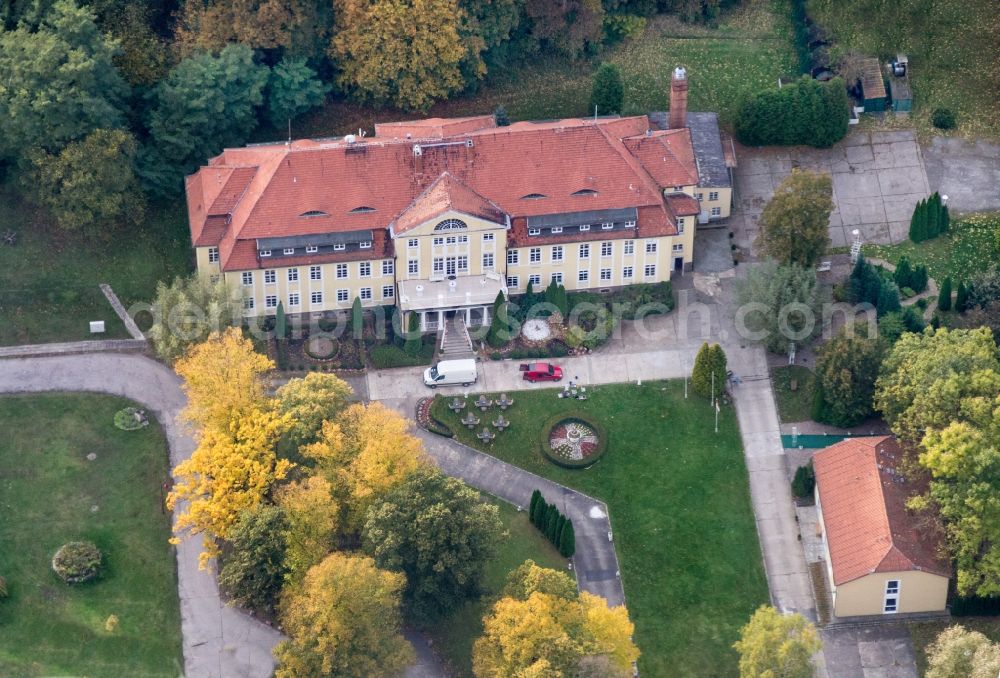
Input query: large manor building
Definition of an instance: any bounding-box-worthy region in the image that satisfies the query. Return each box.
[186,68,733,331]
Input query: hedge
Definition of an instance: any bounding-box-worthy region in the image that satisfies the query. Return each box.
[538,412,608,469]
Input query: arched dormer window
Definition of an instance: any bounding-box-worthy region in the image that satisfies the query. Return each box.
[434,218,468,231]
[299,210,329,218]
[349,206,376,213]
[572,189,598,197]
[521,193,547,200]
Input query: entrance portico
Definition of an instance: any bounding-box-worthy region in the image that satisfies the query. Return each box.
[398,273,507,331]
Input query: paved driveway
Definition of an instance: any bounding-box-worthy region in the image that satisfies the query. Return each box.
[922,135,1000,213]
[732,130,931,249]
[821,625,918,678]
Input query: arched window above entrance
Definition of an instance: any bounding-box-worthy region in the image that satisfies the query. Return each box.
[434,218,468,231]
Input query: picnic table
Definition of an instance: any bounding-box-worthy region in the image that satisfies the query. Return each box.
[477,427,495,442]
[448,397,466,412]
[492,415,510,431]
[475,395,493,411]
[461,412,480,429]
[497,393,514,410]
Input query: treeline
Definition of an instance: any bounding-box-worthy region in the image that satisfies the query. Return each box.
[734,75,849,148]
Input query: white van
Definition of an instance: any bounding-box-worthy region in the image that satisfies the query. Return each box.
[424,358,477,388]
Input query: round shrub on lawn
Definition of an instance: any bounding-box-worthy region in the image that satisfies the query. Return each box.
[931,108,956,130]
[52,541,103,584]
[114,407,147,431]
[540,413,608,469]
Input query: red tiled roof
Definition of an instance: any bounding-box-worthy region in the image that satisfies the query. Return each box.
[622,129,698,188]
[666,193,700,217]
[374,115,497,139]
[392,172,505,234]
[188,115,699,271]
[814,437,950,586]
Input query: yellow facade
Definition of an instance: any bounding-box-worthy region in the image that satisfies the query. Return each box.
[832,570,949,618]
[396,209,508,282]
[693,186,733,220]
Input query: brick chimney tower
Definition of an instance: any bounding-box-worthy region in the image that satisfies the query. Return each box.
[668,66,688,129]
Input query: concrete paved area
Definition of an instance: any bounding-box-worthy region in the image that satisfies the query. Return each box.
[0,354,282,678]
[821,625,917,678]
[922,135,1000,213]
[733,130,931,250]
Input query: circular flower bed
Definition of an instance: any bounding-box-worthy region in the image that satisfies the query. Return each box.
[540,413,607,469]
[113,407,148,431]
[305,336,339,360]
[521,318,552,342]
[52,541,103,584]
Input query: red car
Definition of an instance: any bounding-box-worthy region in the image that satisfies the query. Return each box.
[519,362,563,382]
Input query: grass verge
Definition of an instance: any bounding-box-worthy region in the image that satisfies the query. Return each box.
[771,365,816,423]
[425,499,566,677]
[0,393,182,677]
[430,380,768,676]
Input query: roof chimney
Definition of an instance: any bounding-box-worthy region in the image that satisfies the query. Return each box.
[669,67,688,129]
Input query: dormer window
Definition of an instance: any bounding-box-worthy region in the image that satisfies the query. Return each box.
[579,224,590,231]
[572,189,598,197]
[624,220,636,229]
[528,228,541,236]
[334,243,346,251]
[551,227,563,234]
[300,210,329,218]
[601,223,613,230]
[521,193,546,200]
[349,206,376,213]
[283,247,295,255]
[260,249,271,257]
[306,245,318,253]
[360,241,372,249]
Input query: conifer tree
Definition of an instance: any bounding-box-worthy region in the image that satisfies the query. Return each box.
[893,257,913,290]
[692,342,726,399]
[546,507,560,542]
[529,490,541,524]
[486,291,508,347]
[911,265,928,294]
[350,296,363,339]
[403,311,422,356]
[909,199,926,242]
[877,281,901,316]
[927,192,940,237]
[559,520,575,558]
[531,497,547,528]
[938,277,953,311]
[554,515,567,548]
[955,281,969,312]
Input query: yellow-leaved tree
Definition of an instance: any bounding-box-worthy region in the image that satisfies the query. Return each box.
[174,327,274,434]
[274,552,414,678]
[303,402,427,532]
[274,475,339,583]
[274,372,353,450]
[473,560,639,677]
[168,407,294,566]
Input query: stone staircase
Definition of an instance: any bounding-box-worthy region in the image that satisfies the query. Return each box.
[438,315,474,359]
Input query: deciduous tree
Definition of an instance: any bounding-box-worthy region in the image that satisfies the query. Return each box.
[524,0,604,60]
[732,605,820,678]
[274,553,413,678]
[363,466,505,621]
[813,333,884,427]
[274,372,353,450]
[174,327,274,433]
[735,261,821,353]
[266,57,330,129]
[148,274,240,364]
[330,0,475,112]
[275,476,340,583]
[926,625,1000,678]
[756,169,833,268]
[218,505,290,615]
[502,559,578,601]
[590,62,624,115]
[175,0,330,59]
[0,0,128,161]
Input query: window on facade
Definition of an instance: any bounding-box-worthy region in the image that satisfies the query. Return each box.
[506,276,519,288]
[360,287,372,301]
[507,250,519,265]
[408,238,419,248]
[311,291,323,304]
[600,268,612,281]
[711,207,721,216]
[208,247,219,263]
[457,235,468,244]
[446,236,457,245]
[457,256,469,272]
[578,270,589,282]
[709,191,719,201]
[623,240,634,255]
[551,272,563,284]
[288,293,300,307]
[264,269,276,284]
[260,250,271,257]
[336,264,347,279]
[483,232,494,242]
[529,247,541,263]
[311,265,322,280]
[433,258,444,274]
[886,580,900,595]
[382,260,393,276]
[551,226,563,234]
[601,222,613,230]
[434,218,468,231]
[408,259,419,275]
[601,242,612,257]
[644,264,656,277]
[283,247,295,255]
[288,268,299,282]
[334,243,346,251]
[624,220,636,229]
[696,192,704,200]
[433,237,444,246]
[551,246,563,262]
[382,285,394,299]
[529,274,541,287]
[483,253,494,269]
[673,244,684,253]
[359,262,371,277]
[337,289,348,303]
[306,245,318,253]
[677,218,685,234]
[359,241,372,249]
[579,244,590,258]
[645,240,657,253]
[528,228,541,236]
[242,271,253,286]
[243,297,254,310]
[623,266,634,278]
[579,224,590,231]
[265,295,277,308]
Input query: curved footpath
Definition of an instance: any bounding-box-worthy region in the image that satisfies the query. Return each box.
[0,352,626,675]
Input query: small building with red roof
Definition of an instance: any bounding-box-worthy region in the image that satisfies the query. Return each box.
[813,436,951,618]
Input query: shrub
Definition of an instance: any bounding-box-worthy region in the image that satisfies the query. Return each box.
[900,286,916,299]
[493,105,510,126]
[602,14,646,45]
[734,76,849,148]
[791,462,815,498]
[691,342,727,398]
[318,318,337,332]
[932,107,956,130]
[52,541,103,584]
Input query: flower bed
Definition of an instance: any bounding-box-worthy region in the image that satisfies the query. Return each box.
[52,541,103,584]
[539,413,608,469]
[113,407,148,431]
[416,397,453,437]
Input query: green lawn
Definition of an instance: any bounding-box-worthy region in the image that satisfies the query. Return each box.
[910,617,1000,676]
[771,365,816,423]
[425,499,567,677]
[286,1,797,140]
[430,381,768,676]
[0,189,193,346]
[0,394,182,677]
[863,213,1000,284]
[808,0,1000,140]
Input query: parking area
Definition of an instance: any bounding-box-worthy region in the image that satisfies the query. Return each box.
[922,135,1000,214]
[731,130,931,250]
[820,625,918,678]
